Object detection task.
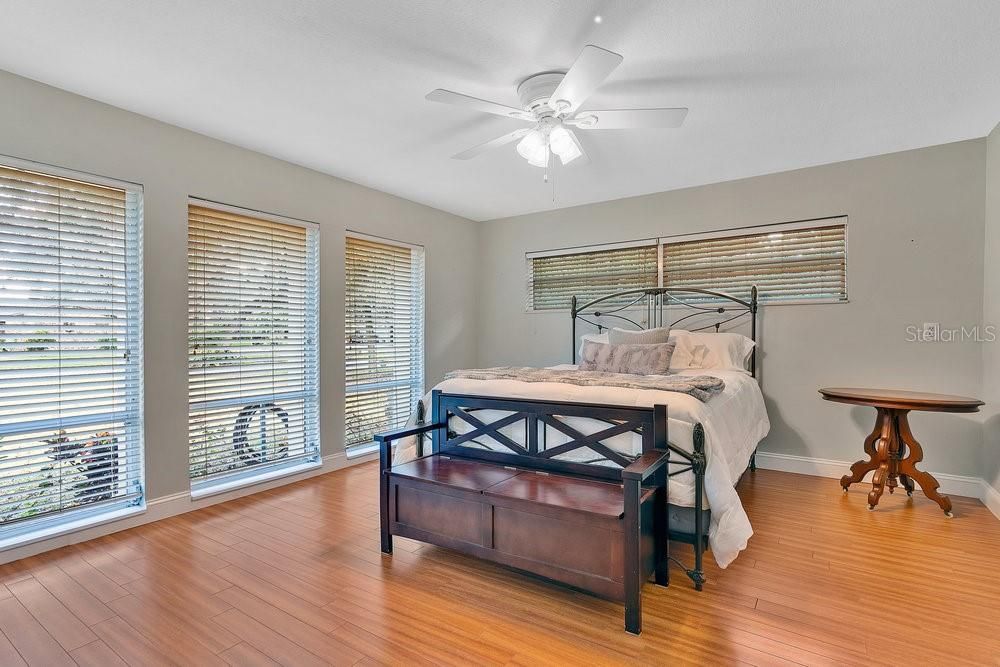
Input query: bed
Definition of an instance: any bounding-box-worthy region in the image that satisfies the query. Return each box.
[391,286,769,587]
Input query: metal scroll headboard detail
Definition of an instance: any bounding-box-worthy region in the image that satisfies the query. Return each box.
[571,286,759,377]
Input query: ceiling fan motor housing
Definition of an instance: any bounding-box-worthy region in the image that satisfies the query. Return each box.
[517,72,566,116]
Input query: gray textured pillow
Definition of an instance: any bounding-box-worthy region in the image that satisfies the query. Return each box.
[579,340,676,376]
[608,326,671,345]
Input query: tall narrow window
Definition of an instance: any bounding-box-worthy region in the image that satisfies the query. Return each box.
[344,233,424,454]
[0,160,143,545]
[662,220,847,303]
[526,242,658,311]
[187,202,319,493]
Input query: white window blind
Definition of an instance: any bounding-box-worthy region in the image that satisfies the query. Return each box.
[187,203,319,489]
[662,221,847,302]
[344,234,424,451]
[527,243,658,311]
[0,162,143,537]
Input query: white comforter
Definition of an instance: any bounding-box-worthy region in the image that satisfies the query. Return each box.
[393,366,769,568]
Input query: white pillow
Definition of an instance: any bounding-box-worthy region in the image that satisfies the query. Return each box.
[669,330,755,372]
[608,326,671,345]
[577,332,609,358]
[667,330,694,370]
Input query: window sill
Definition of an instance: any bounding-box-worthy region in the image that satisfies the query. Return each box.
[346,442,380,459]
[190,458,322,500]
[0,502,146,553]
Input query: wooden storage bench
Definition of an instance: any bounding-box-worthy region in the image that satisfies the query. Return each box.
[377,391,671,634]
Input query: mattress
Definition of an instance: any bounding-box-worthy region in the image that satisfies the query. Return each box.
[393,366,769,568]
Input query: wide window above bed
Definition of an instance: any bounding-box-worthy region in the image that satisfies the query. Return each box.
[526,241,658,311]
[187,200,320,495]
[526,217,847,310]
[662,220,847,303]
[344,233,424,455]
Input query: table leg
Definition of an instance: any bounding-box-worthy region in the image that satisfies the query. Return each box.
[899,473,914,496]
[896,412,953,517]
[867,413,895,510]
[840,409,889,492]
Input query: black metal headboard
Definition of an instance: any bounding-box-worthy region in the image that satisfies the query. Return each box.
[571,286,759,377]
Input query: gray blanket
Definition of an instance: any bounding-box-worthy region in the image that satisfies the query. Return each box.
[444,366,725,402]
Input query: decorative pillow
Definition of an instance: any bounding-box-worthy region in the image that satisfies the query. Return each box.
[670,331,754,372]
[577,332,609,358]
[608,326,671,345]
[667,331,694,370]
[579,340,676,376]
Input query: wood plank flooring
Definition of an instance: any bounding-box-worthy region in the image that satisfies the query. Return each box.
[0,463,998,666]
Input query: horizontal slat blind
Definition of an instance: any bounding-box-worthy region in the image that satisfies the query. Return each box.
[344,235,424,450]
[663,222,847,302]
[0,163,143,531]
[188,204,319,484]
[527,244,658,311]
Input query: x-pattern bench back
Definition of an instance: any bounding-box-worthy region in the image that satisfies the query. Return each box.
[433,391,656,483]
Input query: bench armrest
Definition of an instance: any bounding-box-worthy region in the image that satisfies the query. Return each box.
[377,422,443,474]
[374,422,441,445]
[622,450,670,483]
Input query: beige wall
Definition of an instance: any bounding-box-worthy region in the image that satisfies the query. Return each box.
[0,70,479,501]
[478,141,988,477]
[983,122,1000,493]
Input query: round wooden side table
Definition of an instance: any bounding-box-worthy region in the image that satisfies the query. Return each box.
[818,388,984,516]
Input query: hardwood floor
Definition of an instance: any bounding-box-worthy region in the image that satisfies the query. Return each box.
[0,463,998,666]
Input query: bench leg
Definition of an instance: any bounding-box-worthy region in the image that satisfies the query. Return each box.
[623,479,642,635]
[654,485,669,587]
[380,474,392,554]
[379,444,393,555]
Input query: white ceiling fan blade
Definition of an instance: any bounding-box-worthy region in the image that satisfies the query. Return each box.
[426,89,533,121]
[571,108,689,129]
[452,128,532,160]
[549,45,624,115]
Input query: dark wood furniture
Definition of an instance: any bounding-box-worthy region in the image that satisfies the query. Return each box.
[377,391,672,635]
[819,387,984,516]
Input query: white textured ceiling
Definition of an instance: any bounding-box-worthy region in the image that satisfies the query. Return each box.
[2,1,999,221]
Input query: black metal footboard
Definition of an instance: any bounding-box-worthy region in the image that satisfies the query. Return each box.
[664,422,707,590]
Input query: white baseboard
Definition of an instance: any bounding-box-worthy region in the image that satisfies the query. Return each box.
[0,450,377,565]
[755,451,999,520]
[983,482,1000,521]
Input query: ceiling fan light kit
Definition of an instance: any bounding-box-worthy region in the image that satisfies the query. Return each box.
[515,119,583,168]
[426,45,688,170]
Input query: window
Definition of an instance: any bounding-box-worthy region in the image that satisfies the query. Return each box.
[344,233,424,453]
[187,202,319,493]
[526,218,847,309]
[0,160,143,544]
[526,241,658,311]
[662,220,847,303]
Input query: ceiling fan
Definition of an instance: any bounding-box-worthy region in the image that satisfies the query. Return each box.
[427,45,688,168]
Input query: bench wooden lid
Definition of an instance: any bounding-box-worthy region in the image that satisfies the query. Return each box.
[390,456,521,492]
[485,470,651,519]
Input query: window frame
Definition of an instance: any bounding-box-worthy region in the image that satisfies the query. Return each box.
[186,197,321,499]
[525,216,848,311]
[343,230,425,457]
[0,154,145,550]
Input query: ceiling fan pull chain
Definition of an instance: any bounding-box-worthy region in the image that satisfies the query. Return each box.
[550,154,557,204]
